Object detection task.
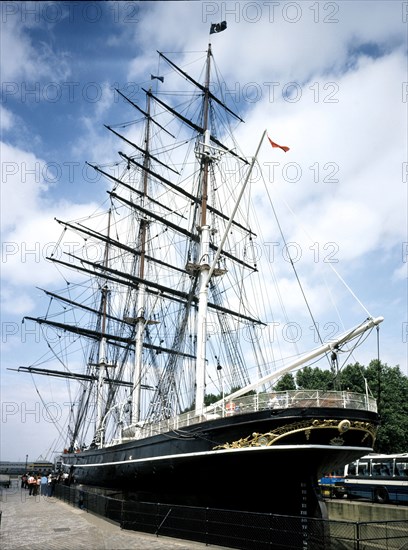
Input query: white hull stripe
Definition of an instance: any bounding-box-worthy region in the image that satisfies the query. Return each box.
[62,445,371,469]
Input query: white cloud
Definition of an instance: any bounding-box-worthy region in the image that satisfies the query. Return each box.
[241,49,406,267]
[1,201,98,286]
[393,262,408,281]
[0,105,14,131]
[0,287,35,316]
[0,141,100,316]
[0,9,70,83]
[1,142,50,232]
[125,1,406,85]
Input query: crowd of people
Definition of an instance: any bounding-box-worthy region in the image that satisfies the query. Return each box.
[20,472,65,497]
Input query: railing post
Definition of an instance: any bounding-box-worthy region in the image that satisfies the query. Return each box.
[155,503,172,536]
[356,521,360,550]
[205,506,209,546]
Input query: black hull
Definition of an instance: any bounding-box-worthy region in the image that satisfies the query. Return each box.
[62,407,378,516]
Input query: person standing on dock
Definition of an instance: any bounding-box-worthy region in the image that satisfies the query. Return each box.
[32,475,40,496]
[21,473,27,488]
[27,474,35,496]
[40,474,48,496]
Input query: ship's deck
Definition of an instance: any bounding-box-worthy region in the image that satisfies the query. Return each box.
[116,390,376,445]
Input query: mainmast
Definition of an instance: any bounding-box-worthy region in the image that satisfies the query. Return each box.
[131,89,151,424]
[195,44,213,416]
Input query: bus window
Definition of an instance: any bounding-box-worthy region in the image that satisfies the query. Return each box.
[372,459,392,477]
[357,461,369,476]
[347,462,357,476]
[382,462,391,476]
[395,461,408,477]
[371,462,381,477]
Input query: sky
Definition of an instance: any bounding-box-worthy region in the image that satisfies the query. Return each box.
[1,1,407,462]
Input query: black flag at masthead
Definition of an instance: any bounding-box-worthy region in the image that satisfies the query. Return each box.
[210,21,227,34]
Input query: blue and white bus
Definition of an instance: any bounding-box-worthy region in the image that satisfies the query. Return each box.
[343,453,408,504]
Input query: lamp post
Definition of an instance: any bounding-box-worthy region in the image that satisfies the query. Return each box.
[25,454,28,472]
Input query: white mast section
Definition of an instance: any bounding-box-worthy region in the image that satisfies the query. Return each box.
[195,230,211,415]
[131,90,152,424]
[195,129,268,415]
[195,137,212,416]
[95,209,112,447]
[96,316,107,443]
[132,282,146,423]
[205,316,384,412]
[195,44,215,416]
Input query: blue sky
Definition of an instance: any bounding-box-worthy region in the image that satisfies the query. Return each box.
[1,1,407,461]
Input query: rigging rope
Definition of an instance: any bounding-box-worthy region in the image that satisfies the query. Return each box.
[260,168,332,369]
[270,189,372,318]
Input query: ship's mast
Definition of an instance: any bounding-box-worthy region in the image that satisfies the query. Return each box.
[95,209,112,446]
[131,89,151,423]
[195,45,213,416]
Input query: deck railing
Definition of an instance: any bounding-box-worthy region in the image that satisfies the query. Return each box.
[118,390,377,443]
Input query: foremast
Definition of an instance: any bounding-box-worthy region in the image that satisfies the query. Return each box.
[195,44,213,416]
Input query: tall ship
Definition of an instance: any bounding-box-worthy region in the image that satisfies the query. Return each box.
[17,35,383,517]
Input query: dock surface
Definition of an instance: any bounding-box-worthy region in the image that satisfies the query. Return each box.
[0,485,228,550]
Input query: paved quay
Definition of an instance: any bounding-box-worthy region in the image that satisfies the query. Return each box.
[0,485,230,550]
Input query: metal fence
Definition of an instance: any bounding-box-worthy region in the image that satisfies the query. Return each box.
[54,485,408,549]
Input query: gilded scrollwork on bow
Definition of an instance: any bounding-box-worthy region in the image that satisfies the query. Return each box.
[214,419,377,450]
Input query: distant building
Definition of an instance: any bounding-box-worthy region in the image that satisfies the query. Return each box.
[0,461,53,475]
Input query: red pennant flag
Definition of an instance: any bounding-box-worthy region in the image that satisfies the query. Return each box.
[268,136,290,153]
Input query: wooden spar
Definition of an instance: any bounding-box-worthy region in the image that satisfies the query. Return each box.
[205,130,267,287]
[205,316,385,412]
